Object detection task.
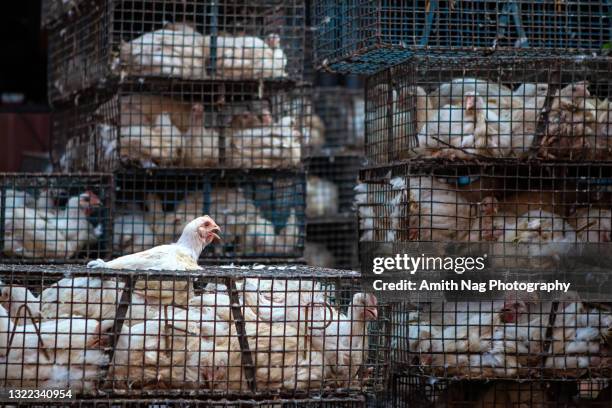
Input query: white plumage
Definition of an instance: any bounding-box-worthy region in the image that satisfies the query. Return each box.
[306,176,339,217]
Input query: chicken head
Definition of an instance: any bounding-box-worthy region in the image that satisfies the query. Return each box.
[351,293,378,322]
[78,191,102,216]
[195,215,221,245]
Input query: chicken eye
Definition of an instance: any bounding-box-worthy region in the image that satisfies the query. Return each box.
[204,221,211,227]
[82,196,90,202]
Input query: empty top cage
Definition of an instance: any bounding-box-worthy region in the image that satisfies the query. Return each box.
[365,56,612,167]
[0,264,388,399]
[312,0,612,74]
[357,162,612,271]
[47,0,306,103]
[52,81,310,172]
[0,173,113,264]
[113,169,305,263]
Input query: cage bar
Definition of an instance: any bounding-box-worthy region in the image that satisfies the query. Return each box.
[113,169,305,262]
[0,173,113,263]
[305,217,359,270]
[0,264,389,399]
[52,81,310,172]
[357,162,612,270]
[41,0,89,28]
[47,0,305,102]
[389,375,612,407]
[312,0,612,74]
[364,56,612,166]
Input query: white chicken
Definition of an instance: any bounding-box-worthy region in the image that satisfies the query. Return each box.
[146,189,300,256]
[227,114,302,168]
[0,303,111,391]
[3,191,101,259]
[540,81,600,160]
[307,293,379,387]
[111,306,229,389]
[181,103,220,167]
[306,176,339,217]
[113,210,156,254]
[0,284,41,326]
[119,22,207,79]
[569,207,611,244]
[88,216,221,306]
[401,176,471,242]
[120,113,184,168]
[211,33,288,80]
[39,277,161,326]
[414,92,514,159]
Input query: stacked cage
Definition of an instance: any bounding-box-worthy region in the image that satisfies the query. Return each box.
[357,56,612,407]
[47,0,311,264]
[310,0,612,406]
[304,87,365,270]
[0,263,390,405]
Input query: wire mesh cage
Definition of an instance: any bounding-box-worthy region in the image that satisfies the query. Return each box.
[305,155,363,217]
[308,88,365,154]
[389,375,612,407]
[0,173,112,263]
[2,398,367,407]
[41,0,88,28]
[305,218,359,270]
[356,162,612,271]
[52,81,310,172]
[0,264,389,400]
[364,56,612,167]
[113,169,305,262]
[390,293,612,381]
[311,0,612,74]
[47,0,305,102]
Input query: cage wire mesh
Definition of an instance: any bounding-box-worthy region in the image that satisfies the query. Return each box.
[52,81,310,172]
[0,264,389,400]
[113,169,305,262]
[389,293,612,381]
[364,56,612,167]
[305,218,359,270]
[308,87,365,154]
[356,162,612,271]
[41,0,88,28]
[2,397,367,407]
[388,375,612,407]
[305,155,363,217]
[0,173,112,263]
[312,0,612,74]
[47,0,305,102]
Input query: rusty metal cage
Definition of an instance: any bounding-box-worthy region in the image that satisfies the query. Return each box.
[0,264,390,400]
[113,169,305,262]
[311,0,612,74]
[389,375,612,407]
[357,162,612,271]
[308,88,365,154]
[52,81,310,172]
[305,218,359,270]
[305,155,363,217]
[364,56,612,167]
[0,173,113,264]
[47,0,305,102]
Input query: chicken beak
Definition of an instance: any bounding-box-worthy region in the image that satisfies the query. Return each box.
[86,191,101,207]
[365,307,378,320]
